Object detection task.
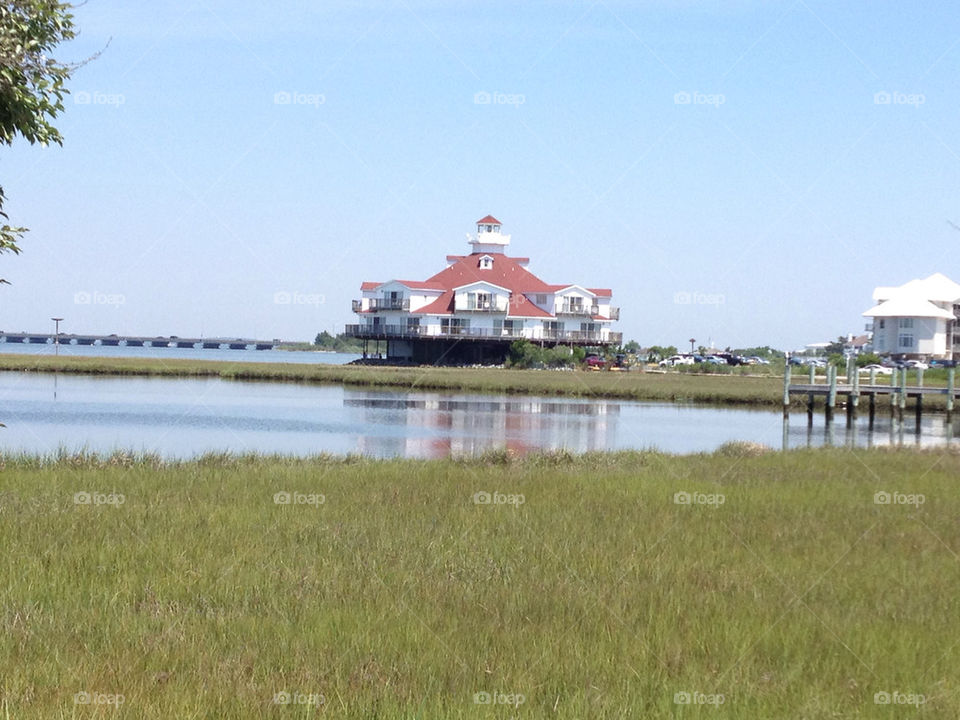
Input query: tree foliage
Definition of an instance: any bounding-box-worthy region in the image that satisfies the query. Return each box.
[0,1,78,273]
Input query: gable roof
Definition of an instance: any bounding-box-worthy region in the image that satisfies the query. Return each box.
[476,215,501,225]
[862,296,955,319]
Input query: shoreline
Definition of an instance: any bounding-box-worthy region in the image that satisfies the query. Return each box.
[0,353,950,410]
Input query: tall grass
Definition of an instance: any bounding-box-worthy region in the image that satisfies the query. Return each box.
[1,448,957,717]
[0,354,790,407]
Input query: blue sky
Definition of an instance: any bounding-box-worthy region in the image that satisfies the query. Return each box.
[2,0,959,349]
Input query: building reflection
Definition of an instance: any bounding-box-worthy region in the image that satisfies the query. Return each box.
[344,390,620,459]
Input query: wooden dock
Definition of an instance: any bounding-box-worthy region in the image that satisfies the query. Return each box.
[784,359,957,425]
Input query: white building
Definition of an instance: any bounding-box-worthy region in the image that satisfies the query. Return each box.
[345,216,621,363]
[862,273,960,360]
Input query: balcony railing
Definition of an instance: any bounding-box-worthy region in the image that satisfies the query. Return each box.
[456,298,510,312]
[608,307,620,321]
[557,303,600,316]
[344,324,622,345]
[354,298,410,312]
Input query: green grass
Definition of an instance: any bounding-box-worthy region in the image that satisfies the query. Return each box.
[0,354,792,407]
[2,448,958,718]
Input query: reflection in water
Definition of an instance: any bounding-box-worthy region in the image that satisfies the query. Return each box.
[346,393,619,459]
[1,372,959,459]
[785,413,959,451]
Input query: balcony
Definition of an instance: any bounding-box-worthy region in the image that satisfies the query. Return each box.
[456,297,510,312]
[355,298,410,312]
[608,307,620,321]
[557,303,600,316]
[344,324,622,345]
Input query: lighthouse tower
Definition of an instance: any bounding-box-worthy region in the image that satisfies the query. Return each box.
[469,215,511,254]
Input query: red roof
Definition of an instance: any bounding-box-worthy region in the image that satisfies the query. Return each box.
[360,281,380,291]
[476,215,501,225]
[361,252,612,318]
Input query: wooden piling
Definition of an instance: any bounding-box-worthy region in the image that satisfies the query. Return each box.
[826,365,837,423]
[849,363,860,424]
[947,368,955,419]
[807,363,815,424]
[898,367,907,423]
[782,360,791,419]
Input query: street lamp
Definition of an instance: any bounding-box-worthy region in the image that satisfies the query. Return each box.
[51,317,63,355]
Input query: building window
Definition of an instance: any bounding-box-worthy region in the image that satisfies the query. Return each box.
[898,333,914,349]
[898,318,913,329]
[536,294,547,305]
[878,319,885,329]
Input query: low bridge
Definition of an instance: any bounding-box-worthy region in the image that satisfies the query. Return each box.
[0,333,279,351]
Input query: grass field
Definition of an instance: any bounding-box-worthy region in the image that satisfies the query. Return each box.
[2,447,958,718]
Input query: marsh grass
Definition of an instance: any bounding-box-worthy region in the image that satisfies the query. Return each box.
[0,354,792,406]
[1,448,958,717]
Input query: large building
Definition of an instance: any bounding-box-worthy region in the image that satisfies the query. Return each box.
[862,272,960,360]
[345,216,621,363]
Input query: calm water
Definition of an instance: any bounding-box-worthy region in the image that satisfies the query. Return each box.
[0,373,956,458]
[0,341,360,365]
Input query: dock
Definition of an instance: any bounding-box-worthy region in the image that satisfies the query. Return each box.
[784,358,957,426]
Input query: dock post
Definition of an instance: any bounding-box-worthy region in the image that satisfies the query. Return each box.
[782,360,791,419]
[826,365,837,424]
[849,362,860,424]
[898,366,907,423]
[915,367,923,429]
[868,391,876,427]
[890,367,899,416]
[947,368,955,419]
[807,363,815,424]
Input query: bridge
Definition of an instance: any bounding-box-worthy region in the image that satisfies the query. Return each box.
[0,332,279,351]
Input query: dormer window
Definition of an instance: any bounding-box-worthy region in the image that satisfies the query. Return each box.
[479,255,494,270]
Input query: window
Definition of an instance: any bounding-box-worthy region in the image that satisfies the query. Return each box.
[405,317,420,331]
[442,318,469,335]
[878,319,885,329]
[898,333,914,348]
[898,318,913,329]
[479,256,493,270]
[536,294,547,305]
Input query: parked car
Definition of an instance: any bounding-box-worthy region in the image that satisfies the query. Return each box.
[704,355,727,365]
[585,354,606,368]
[746,356,771,365]
[902,360,929,370]
[930,359,957,368]
[858,364,892,376]
[659,355,694,367]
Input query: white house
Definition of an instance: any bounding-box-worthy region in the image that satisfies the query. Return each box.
[862,273,960,360]
[345,216,621,363]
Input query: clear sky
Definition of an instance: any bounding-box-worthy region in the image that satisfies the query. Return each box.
[2,0,959,349]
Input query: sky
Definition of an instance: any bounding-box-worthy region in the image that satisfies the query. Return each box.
[2,0,959,350]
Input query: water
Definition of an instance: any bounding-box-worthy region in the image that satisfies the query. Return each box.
[0,341,360,365]
[0,373,956,459]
